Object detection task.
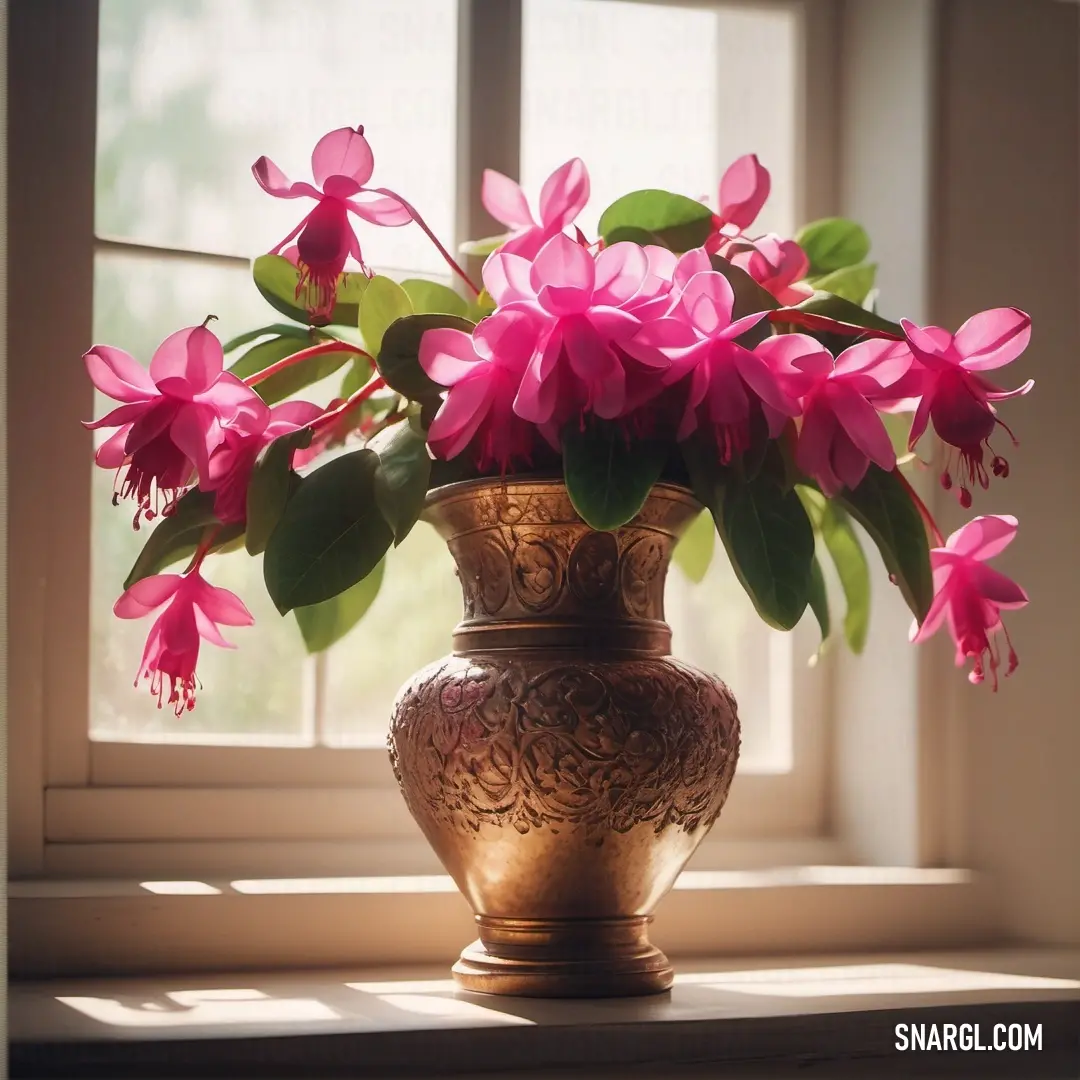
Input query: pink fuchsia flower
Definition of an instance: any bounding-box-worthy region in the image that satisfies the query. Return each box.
[84,325,270,527]
[114,567,255,715]
[898,308,1033,508]
[419,309,541,470]
[482,235,670,424]
[203,399,324,525]
[253,126,412,321]
[727,234,814,306]
[911,515,1028,690]
[481,158,590,259]
[630,270,795,460]
[757,334,913,496]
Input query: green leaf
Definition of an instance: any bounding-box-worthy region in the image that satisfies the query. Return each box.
[807,554,831,651]
[252,254,368,328]
[377,313,476,400]
[370,417,432,545]
[222,323,310,353]
[465,289,496,323]
[834,465,932,624]
[123,489,243,589]
[715,457,816,631]
[673,508,716,584]
[359,275,414,355]
[603,225,661,247]
[562,417,668,531]
[791,291,904,338]
[399,279,468,318]
[340,355,374,398]
[794,217,871,276]
[293,558,385,653]
[263,448,394,614]
[459,233,510,257]
[799,486,871,653]
[808,263,877,306]
[226,334,355,406]
[245,427,314,555]
[597,189,714,253]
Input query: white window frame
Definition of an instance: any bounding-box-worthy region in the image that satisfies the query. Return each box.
[9,0,935,891]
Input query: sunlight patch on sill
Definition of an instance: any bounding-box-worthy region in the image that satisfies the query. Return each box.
[674,867,972,890]
[674,963,1080,998]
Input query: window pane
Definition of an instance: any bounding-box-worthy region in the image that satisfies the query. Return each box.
[321,523,464,746]
[89,254,312,743]
[97,0,458,273]
[522,0,801,768]
[521,0,797,239]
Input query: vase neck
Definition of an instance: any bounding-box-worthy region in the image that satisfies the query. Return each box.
[422,479,701,657]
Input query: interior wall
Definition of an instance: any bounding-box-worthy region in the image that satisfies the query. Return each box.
[933,0,1080,943]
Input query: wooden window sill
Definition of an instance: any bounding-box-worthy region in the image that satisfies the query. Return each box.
[10,948,1080,1078]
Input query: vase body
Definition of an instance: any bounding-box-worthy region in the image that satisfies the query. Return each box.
[387,478,740,997]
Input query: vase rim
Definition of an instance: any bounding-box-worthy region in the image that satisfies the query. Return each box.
[424,474,700,513]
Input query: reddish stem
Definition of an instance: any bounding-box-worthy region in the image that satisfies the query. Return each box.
[895,467,945,547]
[369,186,481,297]
[184,525,222,574]
[310,375,388,434]
[768,309,902,341]
[243,340,372,388]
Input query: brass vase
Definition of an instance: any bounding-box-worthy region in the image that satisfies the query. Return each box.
[387,478,740,998]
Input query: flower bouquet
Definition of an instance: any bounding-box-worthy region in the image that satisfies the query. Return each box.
[85,124,1033,718]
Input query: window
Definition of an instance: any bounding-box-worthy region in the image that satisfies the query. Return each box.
[12,0,836,883]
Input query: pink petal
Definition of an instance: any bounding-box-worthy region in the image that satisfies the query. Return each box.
[84,345,157,403]
[954,307,1031,370]
[718,310,770,342]
[907,391,933,451]
[169,405,222,482]
[429,374,494,459]
[945,514,1019,560]
[94,425,131,467]
[84,401,152,431]
[633,317,699,350]
[980,377,1035,401]
[482,252,537,305]
[481,169,536,229]
[538,158,590,231]
[593,243,649,306]
[754,333,833,378]
[673,248,711,290]
[530,232,595,295]
[149,326,224,393]
[419,328,481,386]
[311,126,375,188]
[513,325,563,424]
[265,399,324,437]
[677,272,735,335]
[346,192,413,227]
[251,156,320,200]
[795,401,841,496]
[734,349,801,417]
[114,574,184,619]
[473,309,542,370]
[196,373,271,433]
[587,305,640,343]
[827,382,896,468]
[538,284,591,316]
[967,563,1029,608]
[910,585,953,643]
[831,428,872,491]
[717,154,770,232]
[901,319,954,363]
[193,578,256,626]
[833,338,913,384]
[193,606,236,648]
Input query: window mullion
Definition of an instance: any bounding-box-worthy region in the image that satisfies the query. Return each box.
[455,0,523,286]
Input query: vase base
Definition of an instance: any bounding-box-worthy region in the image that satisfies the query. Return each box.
[451,915,673,998]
